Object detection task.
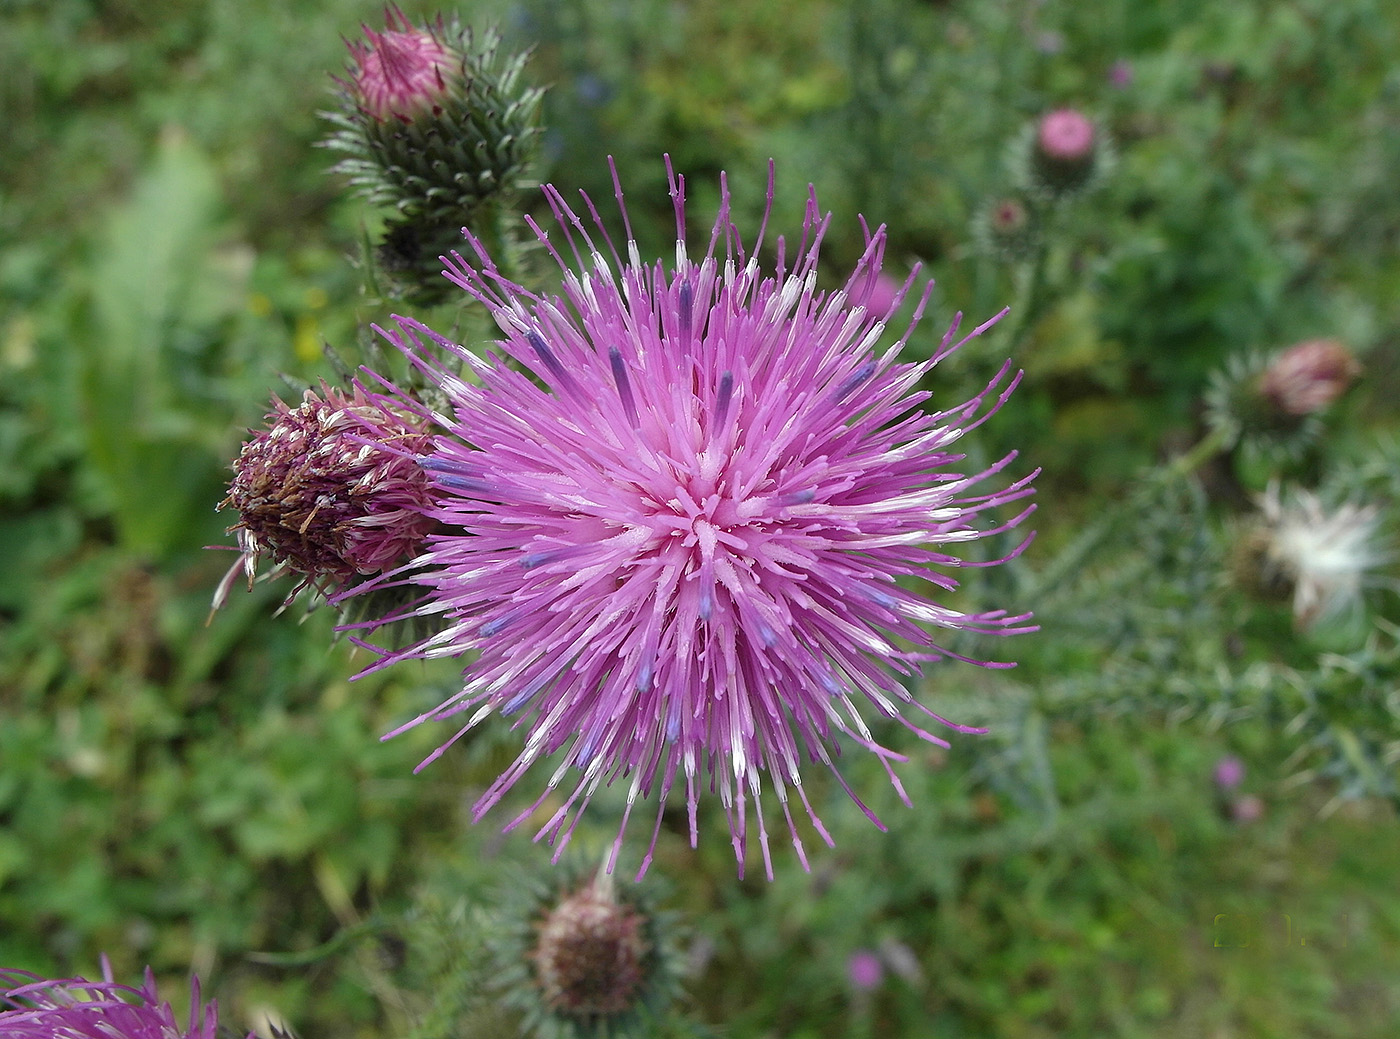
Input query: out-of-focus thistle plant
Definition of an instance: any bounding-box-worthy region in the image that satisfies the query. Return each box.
[972,194,1041,263]
[984,107,1113,354]
[322,5,544,305]
[346,158,1037,879]
[488,853,688,1039]
[1204,338,1362,463]
[212,382,439,623]
[0,963,253,1039]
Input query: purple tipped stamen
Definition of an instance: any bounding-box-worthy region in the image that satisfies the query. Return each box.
[609,345,640,427]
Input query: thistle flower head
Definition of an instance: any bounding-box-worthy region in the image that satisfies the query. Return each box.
[1258,337,1360,417]
[0,964,248,1039]
[357,159,1036,878]
[1237,484,1387,629]
[533,882,649,1017]
[322,8,544,303]
[347,9,453,122]
[1205,347,1335,461]
[1037,109,1096,162]
[214,383,436,610]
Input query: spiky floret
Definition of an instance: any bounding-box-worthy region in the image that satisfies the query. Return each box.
[322,8,543,228]
[350,159,1037,879]
[0,963,249,1039]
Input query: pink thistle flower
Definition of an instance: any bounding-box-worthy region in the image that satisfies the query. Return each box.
[1027,108,1102,197]
[213,383,437,610]
[1036,108,1096,163]
[1258,338,1361,417]
[358,159,1037,879]
[0,963,250,1039]
[1214,755,1245,791]
[347,6,453,123]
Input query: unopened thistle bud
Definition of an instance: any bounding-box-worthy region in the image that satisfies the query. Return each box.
[972,194,1040,261]
[533,884,649,1017]
[213,384,437,611]
[349,19,453,121]
[322,6,544,303]
[491,857,687,1039]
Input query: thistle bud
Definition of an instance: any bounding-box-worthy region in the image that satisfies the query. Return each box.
[533,883,649,1017]
[213,384,436,610]
[1258,338,1360,417]
[1031,108,1098,195]
[322,6,544,303]
[973,194,1040,261]
[1206,340,1361,460]
[490,856,687,1039]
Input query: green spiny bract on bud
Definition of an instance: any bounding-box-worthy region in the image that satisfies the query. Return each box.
[321,6,544,303]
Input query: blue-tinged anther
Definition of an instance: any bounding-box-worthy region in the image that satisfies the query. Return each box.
[818,670,843,697]
[711,370,734,436]
[781,488,816,506]
[678,280,693,335]
[635,660,653,693]
[422,457,469,474]
[501,681,542,716]
[865,586,898,609]
[665,696,682,743]
[575,730,601,770]
[526,328,576,394]
[520,550,556,570]
[480,612,513,638]
[437,474,491,495]
[831,358,877,404]
[698,588,713,622]
[609,345,640,428]
[758,623,778,648]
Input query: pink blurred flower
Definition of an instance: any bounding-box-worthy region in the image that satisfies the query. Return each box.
[1258,338,1361,417]
[847,950,884,991]
[1231,794,1264,824]
[1036,108,1096,163]
[1214,755,1245,790]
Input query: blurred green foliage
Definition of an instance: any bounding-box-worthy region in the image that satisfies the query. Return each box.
[2,0,1398,1037]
